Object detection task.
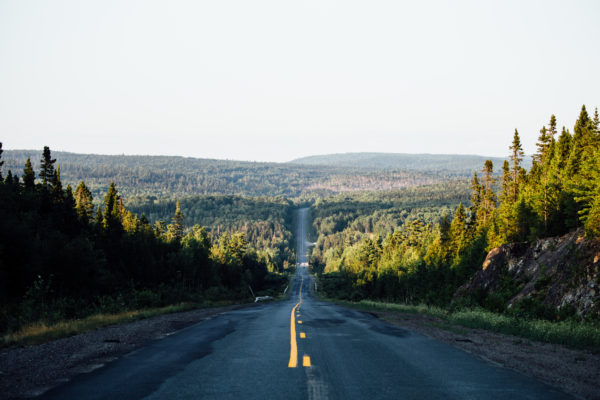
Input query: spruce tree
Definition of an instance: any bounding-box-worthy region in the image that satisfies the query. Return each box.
[449,203,467,259]
[23,157,36,190]
[74,181,94,222]
[167,200,185,242]
[39,146,56,186]
[103,182,122,232]
[481,160,496,224]
[469,172,481,222]
[51,166,63,203]
[499,161,510,202]
[0,142,4,180]
[509,129,524,203]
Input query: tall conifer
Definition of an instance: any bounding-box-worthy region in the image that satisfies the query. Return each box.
[74,181,94,222]
[0,142,4,180]
[39,146,56,186]
[23,157,36,189]
[508,130,524,203]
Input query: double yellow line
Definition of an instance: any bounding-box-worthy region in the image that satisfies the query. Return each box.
[288,276,304,368]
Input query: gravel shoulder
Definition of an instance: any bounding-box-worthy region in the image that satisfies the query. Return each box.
[0,304,252,399]
[371,309,600,400]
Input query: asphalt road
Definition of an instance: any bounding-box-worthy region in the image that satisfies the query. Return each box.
[40,208,572,399]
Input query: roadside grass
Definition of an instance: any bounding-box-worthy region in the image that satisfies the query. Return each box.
[0,301,235,348]
[329,299,600,351]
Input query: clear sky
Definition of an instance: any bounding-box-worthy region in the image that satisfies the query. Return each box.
[1,0,599,162]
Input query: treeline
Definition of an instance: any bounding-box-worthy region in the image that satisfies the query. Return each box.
[292,152,532,176]
[309,182,471,273]
[0,146,287,333]
[127,195,296,272]
[317,105,600,319]
[2,151,460,199]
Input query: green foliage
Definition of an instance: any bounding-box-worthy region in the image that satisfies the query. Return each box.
[316,105,600,322]
[0,147,290,335]
[128,195,296,271]
[345,300,600,350]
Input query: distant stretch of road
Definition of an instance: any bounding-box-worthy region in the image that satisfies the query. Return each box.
[41,208,572,399]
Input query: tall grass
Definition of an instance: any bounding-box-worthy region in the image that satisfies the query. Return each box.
[1,302,230,348]
[342,300,600,351]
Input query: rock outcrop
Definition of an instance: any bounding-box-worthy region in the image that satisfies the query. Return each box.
[455,229,600,318]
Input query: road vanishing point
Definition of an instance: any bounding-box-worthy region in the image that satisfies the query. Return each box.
[40,208,572,399]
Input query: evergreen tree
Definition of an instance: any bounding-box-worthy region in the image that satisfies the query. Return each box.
[167,200,185,242]
[499,160,511,202]
[74,181,94,222]
[480,160,496,225]
[509,129,524,203]
[23,157,36,190]
[449,203,467,260]
[39,146,56,186]
[52,166,63,203]
[103,182,122,232]
[469,172,481,222]
[0,142,4,180]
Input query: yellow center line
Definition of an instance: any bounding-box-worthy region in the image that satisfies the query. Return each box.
[300,332,306,338]
[288,276,304,368]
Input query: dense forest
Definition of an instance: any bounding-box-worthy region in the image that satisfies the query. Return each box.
[127,195,297,272]
[316,106,600,320]
[309,182,471,273]
[2,151,453,199]
[0,146,288,333]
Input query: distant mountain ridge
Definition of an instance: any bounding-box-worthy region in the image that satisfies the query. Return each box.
[290,152,532,173]
[2,150,454,199]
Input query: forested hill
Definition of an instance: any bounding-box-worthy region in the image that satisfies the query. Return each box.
[291,152,532,175]
[2,151,461,200]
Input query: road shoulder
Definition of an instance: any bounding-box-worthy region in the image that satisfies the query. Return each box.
[368,309,599,400]
[0,304,251,399]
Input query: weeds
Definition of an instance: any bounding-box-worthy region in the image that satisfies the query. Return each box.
[0,301,236,348]
[336,299,600,351]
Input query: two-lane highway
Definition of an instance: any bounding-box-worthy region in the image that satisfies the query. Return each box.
[41,208,572,399]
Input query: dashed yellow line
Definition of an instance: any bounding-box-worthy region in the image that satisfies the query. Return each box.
[300,332,306,339]
[303,355,311,367]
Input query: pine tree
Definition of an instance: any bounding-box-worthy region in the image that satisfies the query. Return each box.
[74,181,94,222]
[103,182,122,232]
[509,129,524,203]
[39,146,56,186]
[167,200,185,242]
[469,172,481,223]
[51,166,63,202]
[0,142,4,180]
[449,203,467,260]
[480,160,496,224]
[534,126,548,165]
[499,160,511,202]
[23,157,36,190]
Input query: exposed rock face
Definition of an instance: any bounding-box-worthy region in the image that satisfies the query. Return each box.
[455,229,600,318]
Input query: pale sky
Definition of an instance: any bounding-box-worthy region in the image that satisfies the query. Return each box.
[1,0,599,162]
